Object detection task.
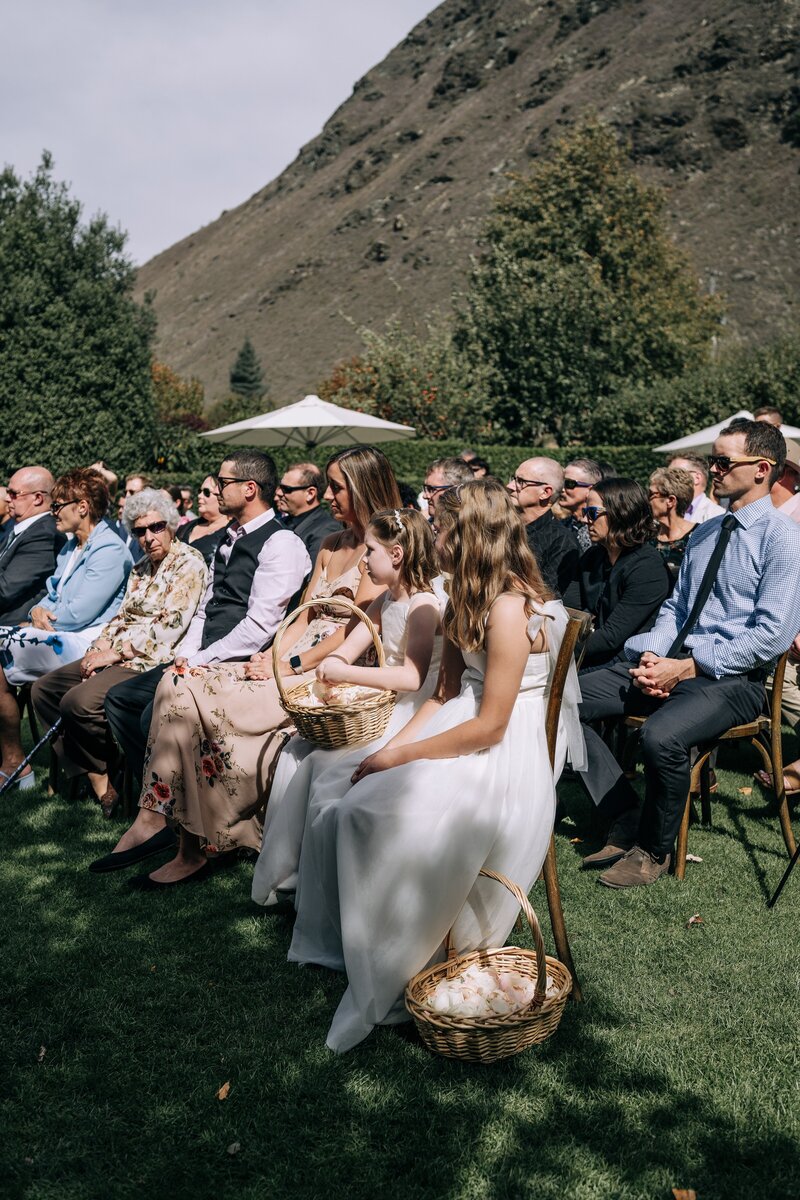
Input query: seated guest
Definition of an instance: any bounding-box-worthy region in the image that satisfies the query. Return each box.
[667,454,724,524]
[0,468,130,789]
[0,486,13,548]
[398,481,421,511]
[563,479,670,671]
[113,473,151,563]
[578,420,800,887]
[467,456,491,478]
[420,457,473,520]
[0,466,64,623]
[177,475,230,564]
[274,461,338,564]
[770,437,800,523]
[167,486,189,526]
[647,467,696,582]
[33,489,207,811]
[754,405,783,427]
[180,486,196,520]
[91,445,398,885]
[559,458,603,552]
[509,457,579,596]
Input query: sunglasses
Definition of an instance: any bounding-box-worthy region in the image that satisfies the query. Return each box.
[512,475,549,490]
[216,476,253,490]
[706,454,776,473]
[563,478,593,490]
[422,482,452,496]
[51,499,77,516]
[582,506,607,523]
[132,520,168,539]
[276,482,309,493]
[199,487,220,498]
[7,489,48,500]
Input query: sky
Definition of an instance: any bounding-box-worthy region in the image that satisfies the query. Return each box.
[1,0,435,265]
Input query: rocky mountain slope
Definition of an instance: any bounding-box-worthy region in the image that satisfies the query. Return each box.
[136,0,800,404]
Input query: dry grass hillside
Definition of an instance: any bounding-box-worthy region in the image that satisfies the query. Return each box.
[135,0,800,404]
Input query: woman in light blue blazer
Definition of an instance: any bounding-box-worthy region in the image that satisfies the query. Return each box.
[0,468,131,789]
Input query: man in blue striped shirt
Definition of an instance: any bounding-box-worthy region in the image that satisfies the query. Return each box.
[577,419,800,888]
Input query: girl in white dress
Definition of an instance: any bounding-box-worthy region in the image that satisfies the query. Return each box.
[288,479,586,1053]
[251,507,442,907]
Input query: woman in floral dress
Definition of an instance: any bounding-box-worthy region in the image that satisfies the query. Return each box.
[129,447,402,888]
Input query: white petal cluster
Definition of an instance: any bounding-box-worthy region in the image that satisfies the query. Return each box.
[423,963,557,1019]
[294,681,384,708]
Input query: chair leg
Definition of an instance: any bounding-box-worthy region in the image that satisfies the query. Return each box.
[675,793,692,881]
[48,746,60,796]
[700,758,713,825]
[542,834,582,1002]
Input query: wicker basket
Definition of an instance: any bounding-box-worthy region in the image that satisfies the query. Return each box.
[272,596,396,750]
[405,868,572,1063]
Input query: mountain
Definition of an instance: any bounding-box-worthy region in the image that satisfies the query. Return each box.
[135,0,800,405]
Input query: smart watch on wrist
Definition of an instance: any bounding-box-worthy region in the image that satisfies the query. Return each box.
[290,654,303,675]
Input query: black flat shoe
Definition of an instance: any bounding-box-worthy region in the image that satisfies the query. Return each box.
[128,860,214,891]
[88,827,176,874]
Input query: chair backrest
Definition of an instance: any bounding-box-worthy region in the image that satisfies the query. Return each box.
[769,649,790,727]
[545,607,593,770]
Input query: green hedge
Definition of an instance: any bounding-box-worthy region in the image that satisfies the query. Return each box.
[147,438,664,493]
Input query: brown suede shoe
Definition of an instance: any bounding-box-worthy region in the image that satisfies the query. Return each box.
[598,846,671,889]
[581,843,630,870]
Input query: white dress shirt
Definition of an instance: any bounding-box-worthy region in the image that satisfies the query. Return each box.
[180,508,311,667]
[6,511,50,539]
[684,492,725,524]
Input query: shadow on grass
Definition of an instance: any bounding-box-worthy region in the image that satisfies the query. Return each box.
[2,787,799,1200]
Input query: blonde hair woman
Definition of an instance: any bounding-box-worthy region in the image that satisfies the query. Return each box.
[286,479,586,1052]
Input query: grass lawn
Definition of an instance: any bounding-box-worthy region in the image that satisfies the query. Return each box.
[2,737,799,1200]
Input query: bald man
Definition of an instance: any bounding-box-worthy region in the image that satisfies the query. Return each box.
[0,466,65,624]
[509,457,579,596]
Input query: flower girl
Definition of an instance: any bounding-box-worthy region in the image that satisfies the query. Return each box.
[287,480,585,1052]
[251,507,443,907]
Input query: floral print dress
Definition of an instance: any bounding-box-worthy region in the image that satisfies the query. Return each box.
[138,552,366,853]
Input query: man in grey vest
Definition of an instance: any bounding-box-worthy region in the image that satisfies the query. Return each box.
[102,451,309,822]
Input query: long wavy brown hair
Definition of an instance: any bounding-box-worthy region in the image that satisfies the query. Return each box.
[437,479,551,652]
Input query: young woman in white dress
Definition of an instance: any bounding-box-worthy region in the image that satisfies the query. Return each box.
[287,479,585,1053]
[251,507,442,907]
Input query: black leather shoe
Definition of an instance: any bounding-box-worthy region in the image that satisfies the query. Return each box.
[128,860,213,890]
[88,827,176,874]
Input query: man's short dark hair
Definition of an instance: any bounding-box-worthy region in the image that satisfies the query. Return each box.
[287,461,324,499]
[753,405,783,423]
[719,418,785,485]
[221,450,278,505]
[565,457,603,484]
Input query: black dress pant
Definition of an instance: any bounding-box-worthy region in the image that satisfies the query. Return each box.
[577,660,765,858]
[104,664,169,784]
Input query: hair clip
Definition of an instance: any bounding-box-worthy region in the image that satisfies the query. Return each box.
[393,509,404,532]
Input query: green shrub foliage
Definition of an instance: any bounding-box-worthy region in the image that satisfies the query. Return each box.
[0,154,156,476]
[229,336,267,401]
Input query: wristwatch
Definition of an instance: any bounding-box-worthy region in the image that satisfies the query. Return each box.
[290,654,303,675]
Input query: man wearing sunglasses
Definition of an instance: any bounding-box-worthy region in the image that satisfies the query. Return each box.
[0,465,65,625]
[508,457,579,596]
[559,458,602,552]
[274,462,338,565]
[575,420,800,888]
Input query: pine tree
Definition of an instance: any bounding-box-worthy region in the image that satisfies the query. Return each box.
[229,336,266,401]
[0,153,156,474]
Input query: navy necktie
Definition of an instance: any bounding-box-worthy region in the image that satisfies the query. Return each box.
[667,513,738,658]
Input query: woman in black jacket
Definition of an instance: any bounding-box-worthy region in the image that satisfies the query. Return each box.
[563,478,671,671]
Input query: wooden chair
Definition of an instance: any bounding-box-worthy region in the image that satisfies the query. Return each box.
[623,650,795,880]
[540,606,594,1003]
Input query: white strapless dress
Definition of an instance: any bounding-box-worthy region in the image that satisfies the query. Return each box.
[286,599,585,1053]
[251,591,442,907]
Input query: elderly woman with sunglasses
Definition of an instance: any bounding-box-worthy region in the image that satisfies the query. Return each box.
[563,478,671,672]
[0,468,131,790]
[177,475,230,565]
[32,488,208,811]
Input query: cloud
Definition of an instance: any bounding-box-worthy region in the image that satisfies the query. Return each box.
[1,0,433,263]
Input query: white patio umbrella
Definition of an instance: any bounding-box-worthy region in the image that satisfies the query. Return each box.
[201,394,415,449]
[654,410,800,454]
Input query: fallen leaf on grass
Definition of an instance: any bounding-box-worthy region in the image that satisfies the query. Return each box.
[685,854,703,864]
[569,837,583,845]
[24,1158,34,1166]
[672,1190,697,1200]
[686,914,704,927]
[738,786,752,796]
[150,965,156,972]
[217,1081,231,1101]
[227,1142,241,1156]
[37,1045,46,1064]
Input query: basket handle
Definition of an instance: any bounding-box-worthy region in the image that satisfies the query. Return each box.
[443,867,548,1006]
[271,595,386,708]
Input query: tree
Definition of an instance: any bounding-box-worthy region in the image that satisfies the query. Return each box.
[0,153,156,475]
[318,319,491,441]
[229,336,267,402]
[455,121,723,445]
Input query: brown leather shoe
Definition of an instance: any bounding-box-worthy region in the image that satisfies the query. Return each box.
[598,846,671,889]
[581,843,629,870]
